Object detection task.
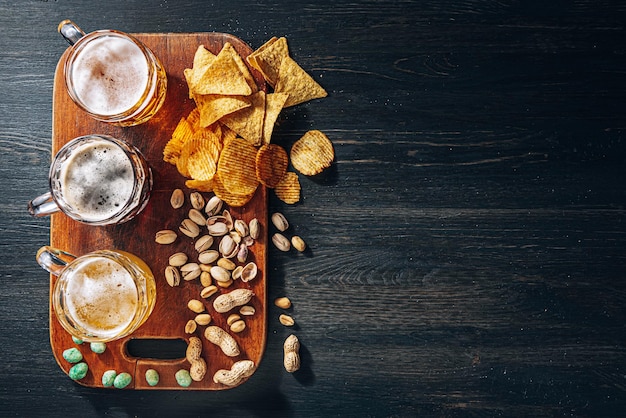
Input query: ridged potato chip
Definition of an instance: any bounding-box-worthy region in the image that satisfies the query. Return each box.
[213,172,255,207]
[274,171,301,204]
[217,137,259,196]
[290,130,334,176]
[255,143,288,188]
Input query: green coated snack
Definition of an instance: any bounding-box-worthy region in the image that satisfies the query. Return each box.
[145,369,159,387]
[71,336,84,345]
[175,369,192,387]
[102,370,117,387]
[68,362,88,380]
[113,372,132,389]
[62,347,83,364]
[90,342,107,354]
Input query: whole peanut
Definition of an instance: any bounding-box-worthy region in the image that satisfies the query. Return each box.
[283,334,301,373]
[204,326,240,357]
[213,288,254,313]
[212,360,256,386]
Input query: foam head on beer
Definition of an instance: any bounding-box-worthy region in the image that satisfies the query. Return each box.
[59,139,135,222]
[70,34,151,116]
[65,256,138,339]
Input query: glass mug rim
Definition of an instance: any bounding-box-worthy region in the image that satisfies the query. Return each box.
[47,134,151,225]
[47,248,156,342]
[62,27,166,125]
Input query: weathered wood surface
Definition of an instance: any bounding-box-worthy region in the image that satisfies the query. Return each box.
[1,0,625,416]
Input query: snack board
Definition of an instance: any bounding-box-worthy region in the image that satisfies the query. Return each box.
[50,33,268,390]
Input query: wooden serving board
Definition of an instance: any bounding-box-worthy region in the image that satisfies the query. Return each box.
[50,33,267,390]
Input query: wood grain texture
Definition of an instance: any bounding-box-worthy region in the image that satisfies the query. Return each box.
[1,0,625,416]
[49,33,268,390]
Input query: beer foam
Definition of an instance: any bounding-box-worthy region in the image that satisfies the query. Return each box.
[71,35,149,116]
[60,140,135,222]
[65,257,138,338]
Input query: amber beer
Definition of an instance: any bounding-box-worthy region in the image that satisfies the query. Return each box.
[38,247,156,342]
[59,20,166,126]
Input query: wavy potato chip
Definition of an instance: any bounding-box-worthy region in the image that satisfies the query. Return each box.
[213,172,255,207]
[274,171,301,204]
[256,143,288,188]
[275,56,327,107]
[217,137,259,196]
[185,178,214,192]
[290,130,334,176]
[163,117,194,164]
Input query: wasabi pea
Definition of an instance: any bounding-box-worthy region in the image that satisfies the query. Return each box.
[102,370,117,387]
[175,369,192,387]
[62,347,83,364]
[72,336,84,345]
[145,369,159,387]
[113,372,132,389]
[90,342,106,354]
[68,362,88,380]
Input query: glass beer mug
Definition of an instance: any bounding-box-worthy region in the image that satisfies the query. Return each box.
[37,246,156,342]
[28,134,152,225]
[58,20,167,126]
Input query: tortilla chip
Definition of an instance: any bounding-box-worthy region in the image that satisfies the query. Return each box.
[194,94,251,127]
[221,42,258,94]
[262,92,289,144]
[193,43,253,96]
[221,91,266,146]
[246,37,288,87]
[275,56,327,107]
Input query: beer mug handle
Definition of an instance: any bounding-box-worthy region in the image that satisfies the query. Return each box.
[28,192,61,218]
[58,20,85,46]
[36,246,77,277]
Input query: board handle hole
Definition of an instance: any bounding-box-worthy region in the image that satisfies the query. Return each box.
[125,338,187,360]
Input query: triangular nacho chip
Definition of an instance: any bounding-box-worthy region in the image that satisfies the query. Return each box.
[275,56,327,107]
[246,37,288,87]
[221,91,266,146]
[262,92,289,144]
[193,43,253,96]
[194,94,251,127]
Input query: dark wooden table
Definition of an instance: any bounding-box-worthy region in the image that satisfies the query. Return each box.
[1,0,625,416]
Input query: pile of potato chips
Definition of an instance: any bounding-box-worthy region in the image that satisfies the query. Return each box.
[163,37,334,207]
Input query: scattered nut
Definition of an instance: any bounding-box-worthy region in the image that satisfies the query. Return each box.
[175,369,192,387]
[181,263,201,281]
[189,191,205,210]
[190,358,207,381]
[198,250,219,264]
[213,360,255,386]
[165,266,181,287]
[200,285,218,299]
[272,233,291,251]
[279,314,295,327]
[204,326,240,357]
[145,369,159,387]
[274,297,292,309]
[239,305,256,316]
[68,362,88,380]
[195,235,214,252]
[283,334,301,373]
[113,372,132,389]
[168,252,188,267]
[213,288,254,313]
[186,336,202,362]
[249,218,261,239]
[271,212,289,231]
[155,230,177,244]
[180,218,201,238]
[187,299,205,313]
[291,236,306,252]
[230,319,246,333]
[102,370,116,387]
[195,313,212,326]
[62,347,83,364]
[170,188,184,209]
[185,319,197,334]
